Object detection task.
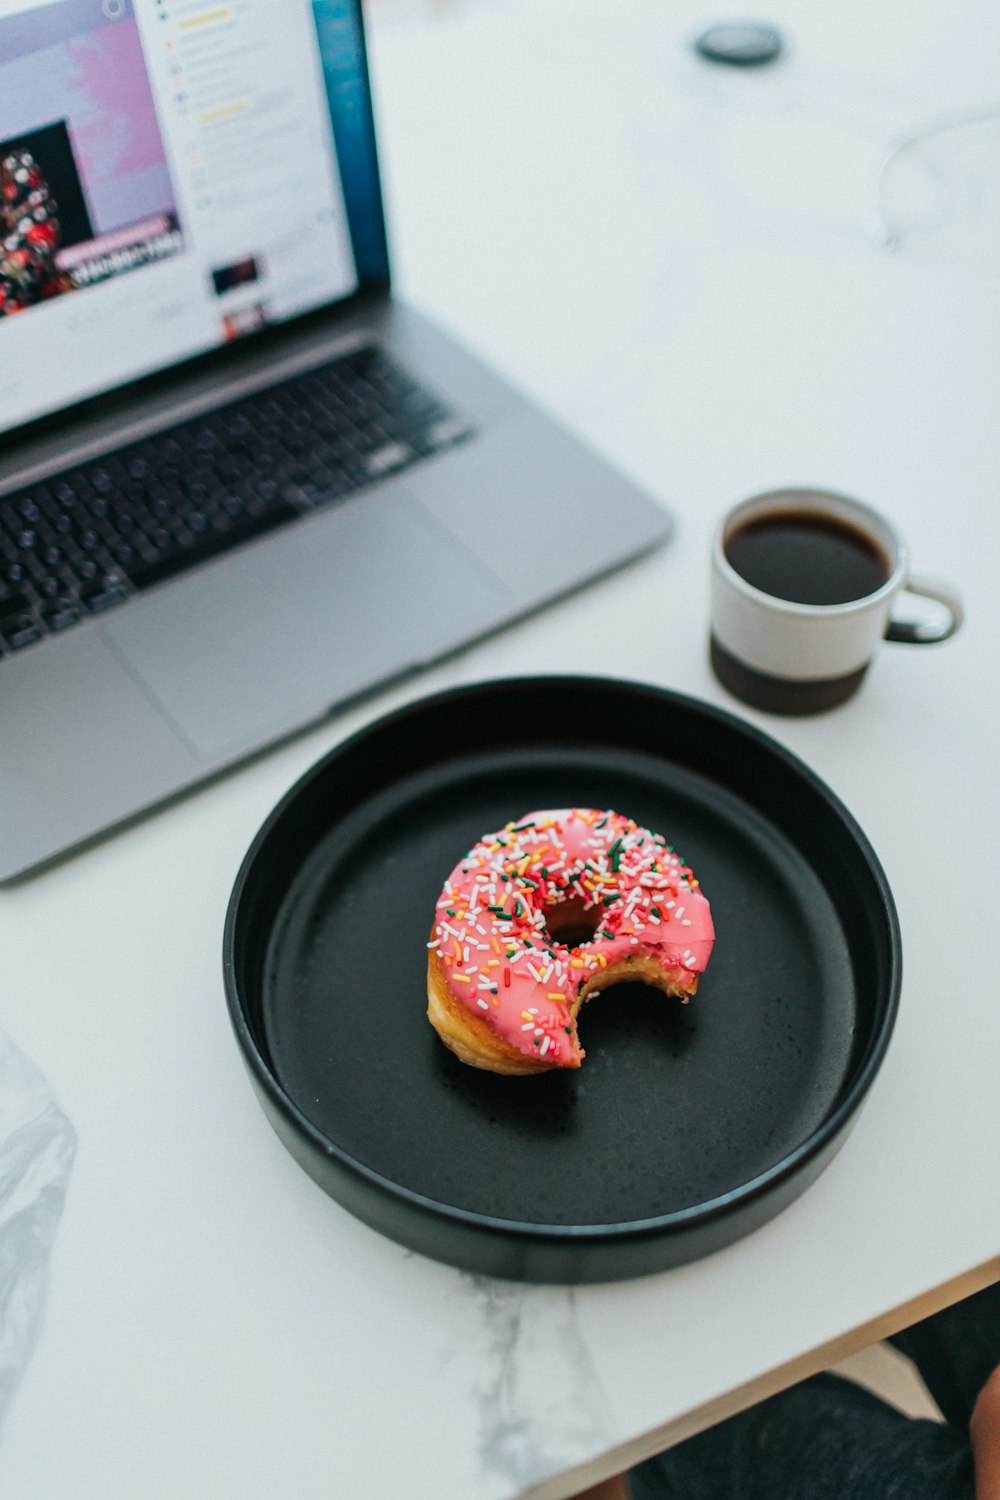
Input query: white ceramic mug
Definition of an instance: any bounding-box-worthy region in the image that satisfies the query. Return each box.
[710,488,963,713]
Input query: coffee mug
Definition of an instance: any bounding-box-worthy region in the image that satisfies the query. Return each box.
[710,488,963,714]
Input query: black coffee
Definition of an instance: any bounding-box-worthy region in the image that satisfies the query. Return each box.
[724,511,890,606]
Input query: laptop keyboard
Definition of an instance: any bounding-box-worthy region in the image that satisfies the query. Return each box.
[0,345,473,656]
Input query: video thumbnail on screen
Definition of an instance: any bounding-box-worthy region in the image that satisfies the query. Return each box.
[0,0,182,318]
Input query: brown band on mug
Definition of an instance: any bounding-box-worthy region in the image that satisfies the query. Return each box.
[709,635,869,715]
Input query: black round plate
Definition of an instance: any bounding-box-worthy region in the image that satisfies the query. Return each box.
[224,677,900,1283]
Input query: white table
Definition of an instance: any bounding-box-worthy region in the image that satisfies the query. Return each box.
[3,1,1000,1495]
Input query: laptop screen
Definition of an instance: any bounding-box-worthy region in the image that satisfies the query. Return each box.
[0,0,388,436]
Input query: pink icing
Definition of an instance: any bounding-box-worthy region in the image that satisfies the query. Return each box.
[430,808,715,1067]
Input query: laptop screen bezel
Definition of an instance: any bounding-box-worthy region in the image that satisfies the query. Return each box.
[0,0,391,454]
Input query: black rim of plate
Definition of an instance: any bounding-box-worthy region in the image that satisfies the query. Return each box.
[223,676,901,1273]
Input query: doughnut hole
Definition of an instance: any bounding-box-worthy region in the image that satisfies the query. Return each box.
[541,896,601,950]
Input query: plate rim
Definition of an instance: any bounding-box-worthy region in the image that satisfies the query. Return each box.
[223,674,901,1245]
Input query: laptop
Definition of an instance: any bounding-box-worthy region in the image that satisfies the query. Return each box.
[0,0,671,883]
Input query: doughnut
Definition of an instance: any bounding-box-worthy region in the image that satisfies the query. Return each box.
[427,808,715,1075]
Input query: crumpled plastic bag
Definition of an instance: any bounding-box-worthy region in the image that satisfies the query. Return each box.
[0,1026,76,1428]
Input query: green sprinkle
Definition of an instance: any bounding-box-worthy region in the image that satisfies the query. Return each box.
[521,877,539,890]
[602,893,621,906]
[651,907,661,920]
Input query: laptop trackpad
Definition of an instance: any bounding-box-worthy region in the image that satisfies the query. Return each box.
[102,491,512,759]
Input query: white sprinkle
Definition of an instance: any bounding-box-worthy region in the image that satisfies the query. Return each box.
[521,1022,534,1032]
[528,1007,539,1015]
[539,1036,550,1056]
[477,999,490,1010]
[426,939,441,950]
[682,919,692,926]
[675,906,685,919]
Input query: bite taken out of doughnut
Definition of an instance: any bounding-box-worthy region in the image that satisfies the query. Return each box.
[426,808,715,1075]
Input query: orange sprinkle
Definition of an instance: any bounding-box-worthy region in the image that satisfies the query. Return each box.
[491,936,501,956]
[452,939,462,961]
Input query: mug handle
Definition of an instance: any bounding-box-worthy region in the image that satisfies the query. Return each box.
[885,574,964,645]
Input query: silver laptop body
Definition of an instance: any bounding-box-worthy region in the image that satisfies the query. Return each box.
[0,1,670,881]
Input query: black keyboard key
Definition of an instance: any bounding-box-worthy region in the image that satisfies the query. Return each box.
[0,613,44,651]
[42,599,83,633]
[80,580,128,615]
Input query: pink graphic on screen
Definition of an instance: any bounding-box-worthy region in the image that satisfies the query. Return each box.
[64,19,175,232]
